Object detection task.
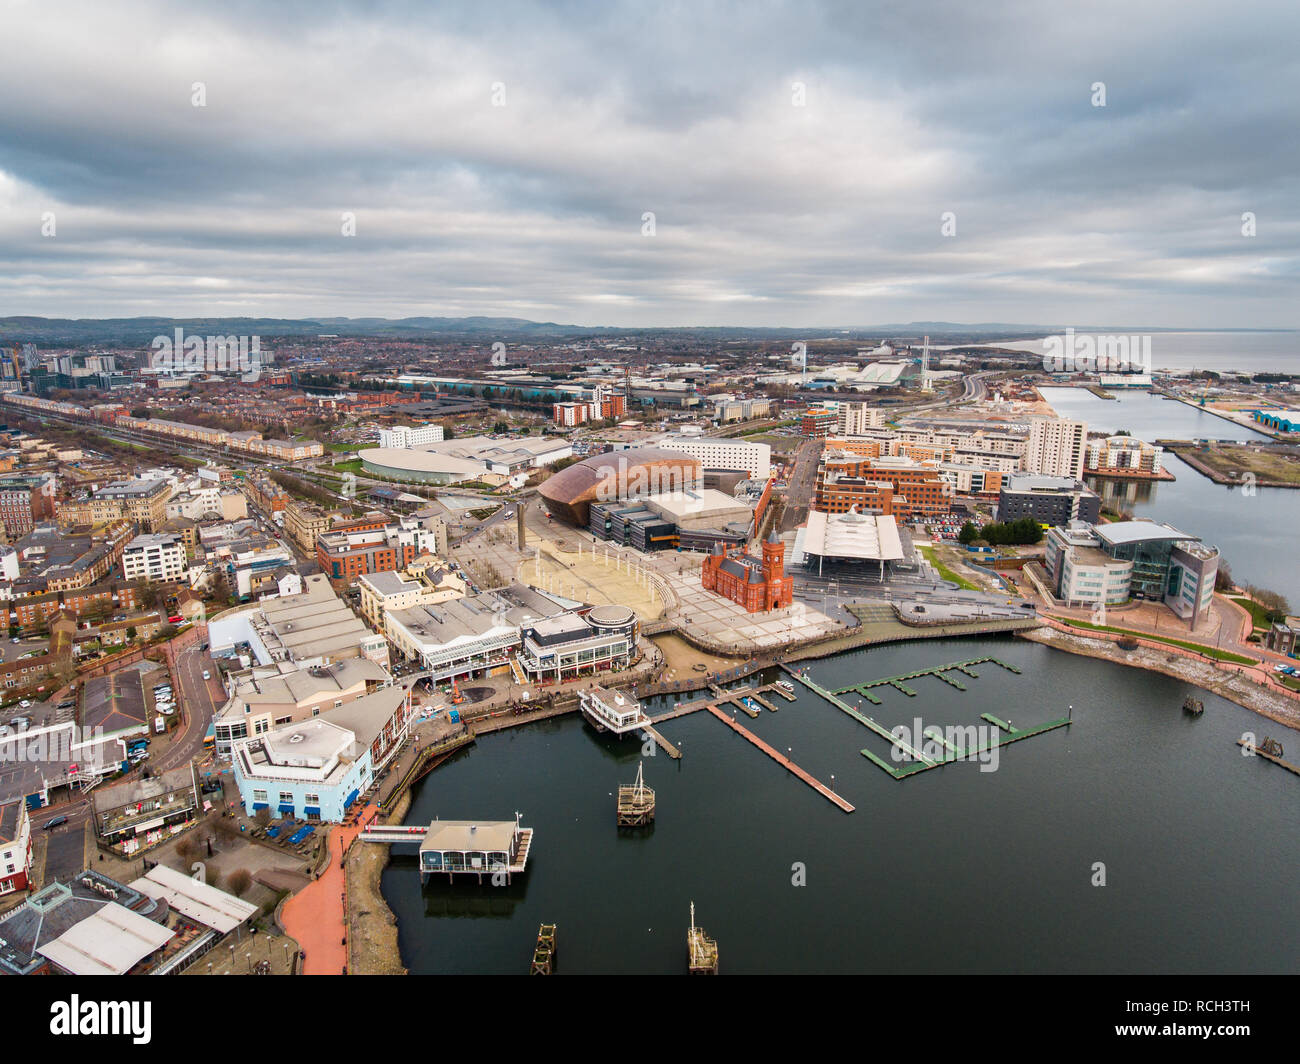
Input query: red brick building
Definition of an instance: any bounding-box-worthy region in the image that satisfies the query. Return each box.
[701,532,793,613]
[800,408,836,438]
[814,456,951,518]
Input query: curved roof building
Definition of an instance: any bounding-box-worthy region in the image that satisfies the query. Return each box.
[538,447,701,525]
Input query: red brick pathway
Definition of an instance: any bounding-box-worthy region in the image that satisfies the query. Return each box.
[281,804,376,975]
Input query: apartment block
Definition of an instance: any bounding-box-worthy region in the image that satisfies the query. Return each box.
[657,434,771,479]
[122,532,187,583]
[1025,418,1087,479]
[316,518,438,586]
[378,423,446,448]
[835,402,886,436]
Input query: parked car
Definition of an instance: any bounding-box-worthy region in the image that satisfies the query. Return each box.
[43,816,68,830]
[202,670,211,681]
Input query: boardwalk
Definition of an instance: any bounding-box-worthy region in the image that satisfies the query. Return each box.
[281,804,377,975]
[641,724,681,759]
[707,706,854,812]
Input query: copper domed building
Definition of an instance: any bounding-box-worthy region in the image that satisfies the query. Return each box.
[538,447,702,525]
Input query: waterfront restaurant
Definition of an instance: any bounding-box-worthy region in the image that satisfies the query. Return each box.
[418,817,533,885]
[518,604,639,685]
[578,684,650,735]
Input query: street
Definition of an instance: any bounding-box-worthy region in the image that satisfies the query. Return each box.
[158,630,222,773]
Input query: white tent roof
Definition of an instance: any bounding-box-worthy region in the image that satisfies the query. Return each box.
[802,509,905,562]
[36,901,173,975]
[131,864,258,934]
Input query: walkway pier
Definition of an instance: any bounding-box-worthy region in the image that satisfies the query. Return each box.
[641,724,681,759]
[708,705,854,812]
[1237,739,1300,776]
[780,660,1071,781]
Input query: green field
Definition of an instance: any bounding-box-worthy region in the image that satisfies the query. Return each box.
[1059,618,1258,665]
[1229,595,1282,632]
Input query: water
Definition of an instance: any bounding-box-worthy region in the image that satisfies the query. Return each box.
[1036,387,1270,442]
[990,331,1299,375]
[383,637,1299,974]
[1037,388,1300,605]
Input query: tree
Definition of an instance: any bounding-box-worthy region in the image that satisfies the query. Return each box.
[441,422,456,440]
[1215,559,1234,591]
[226,868,254,897]
[126,626,138,642]
[1245,583,1290,623]
[492,420,509,434]
[957,521,978,545]
[213,817,242,845]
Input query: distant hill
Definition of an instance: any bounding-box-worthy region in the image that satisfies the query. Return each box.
[0,316,1281,347]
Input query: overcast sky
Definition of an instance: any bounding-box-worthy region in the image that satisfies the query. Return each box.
[0,0,1295,328]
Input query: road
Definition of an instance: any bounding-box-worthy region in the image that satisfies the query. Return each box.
[40,805,92,882]
[779,438,824,531]
[158,631,223,773]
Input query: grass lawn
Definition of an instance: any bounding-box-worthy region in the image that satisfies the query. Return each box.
[331,459,363,474]
[1058,618,1259,665]
[915,543,980,591]
[325,442,358,453]
[1228,595,1283,632]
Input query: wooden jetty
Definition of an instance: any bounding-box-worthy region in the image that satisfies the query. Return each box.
[640,724,681,759]
[652,682,794,724]
[688,902,718,975]
[617,762,656,825]
[1237,738,1300,776]
[530,924,557,974]
[708,705,854,812]
[724,695,760,719]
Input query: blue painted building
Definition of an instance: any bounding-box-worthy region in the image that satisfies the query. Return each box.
[1253,409,1300,433]
[231,687,410,822]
